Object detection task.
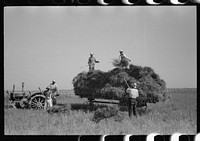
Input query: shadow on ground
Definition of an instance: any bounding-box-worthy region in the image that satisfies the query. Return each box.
[70,103,108,112]
[47,102,109,115]
[47,102,149,118]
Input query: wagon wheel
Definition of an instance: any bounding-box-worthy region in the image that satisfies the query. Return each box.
[136,102,148,113]
[29,95,47,110]
[83,100,94,107]
[83,98,98,111]
[137,105,147,111]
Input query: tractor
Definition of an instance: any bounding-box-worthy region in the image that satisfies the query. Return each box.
[6,82,59,110]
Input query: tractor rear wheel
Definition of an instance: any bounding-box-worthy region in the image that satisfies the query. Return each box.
[29,95,47,110]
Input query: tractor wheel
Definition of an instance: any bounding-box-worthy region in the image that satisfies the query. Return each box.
[19,98,29,109]
[29,95,47,110]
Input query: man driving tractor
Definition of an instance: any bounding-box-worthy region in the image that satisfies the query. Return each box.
[46,80,59,107]
[47,80,58,96]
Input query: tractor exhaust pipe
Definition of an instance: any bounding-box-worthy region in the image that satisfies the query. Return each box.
[13,84,15,94]
[38,87,41,93]
[22,82,24,92]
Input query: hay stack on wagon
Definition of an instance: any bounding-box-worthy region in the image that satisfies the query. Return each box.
[72,63,168,104]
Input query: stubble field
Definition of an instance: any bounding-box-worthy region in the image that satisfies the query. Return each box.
[4,88,197,135]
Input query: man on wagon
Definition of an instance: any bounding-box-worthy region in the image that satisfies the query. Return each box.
[119,50,131,68]
[126,82,139,118]
[88,52,100,71]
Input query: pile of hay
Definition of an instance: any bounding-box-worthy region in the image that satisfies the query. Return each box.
[47,104,71,115]
[72,64,168,104]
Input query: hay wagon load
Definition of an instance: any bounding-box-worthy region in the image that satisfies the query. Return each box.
[73,64,169,109]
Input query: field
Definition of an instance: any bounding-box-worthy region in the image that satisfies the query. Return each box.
[4,88,197,135]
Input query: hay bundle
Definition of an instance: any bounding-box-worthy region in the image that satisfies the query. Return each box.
[73,70,108,98]
[72,63,168,104]
[112,59,129,68]
[100,85,125,100]
[47,104,71,115]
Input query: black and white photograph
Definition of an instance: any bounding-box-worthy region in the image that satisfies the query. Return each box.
[4,6,197,135]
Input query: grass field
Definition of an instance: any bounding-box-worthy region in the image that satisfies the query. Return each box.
[4,88,197,135]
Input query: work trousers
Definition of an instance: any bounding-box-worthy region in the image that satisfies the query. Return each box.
[121,59,129,68]
[45,92,53,108]
[89,64,95,71]
[128,98,137,118]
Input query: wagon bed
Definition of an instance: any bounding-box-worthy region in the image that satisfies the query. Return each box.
[76,92,148,111]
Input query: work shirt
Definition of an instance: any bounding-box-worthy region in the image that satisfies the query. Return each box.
[126,88,139,99]
[119,54,130,62]
[119,54,126,60]
[47,83,58,94]
[88,56,97,65]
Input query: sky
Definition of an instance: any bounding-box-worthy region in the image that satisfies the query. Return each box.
[4,6,196,91]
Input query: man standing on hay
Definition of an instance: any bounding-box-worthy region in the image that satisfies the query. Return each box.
[126,82,139,118]
[88,52,100,71]
[119,50,131,68]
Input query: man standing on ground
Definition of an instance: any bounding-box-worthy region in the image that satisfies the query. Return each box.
[119,50,131,68]
[46,80,59,105]
[88,52,100,71]
[126,82,139,118]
